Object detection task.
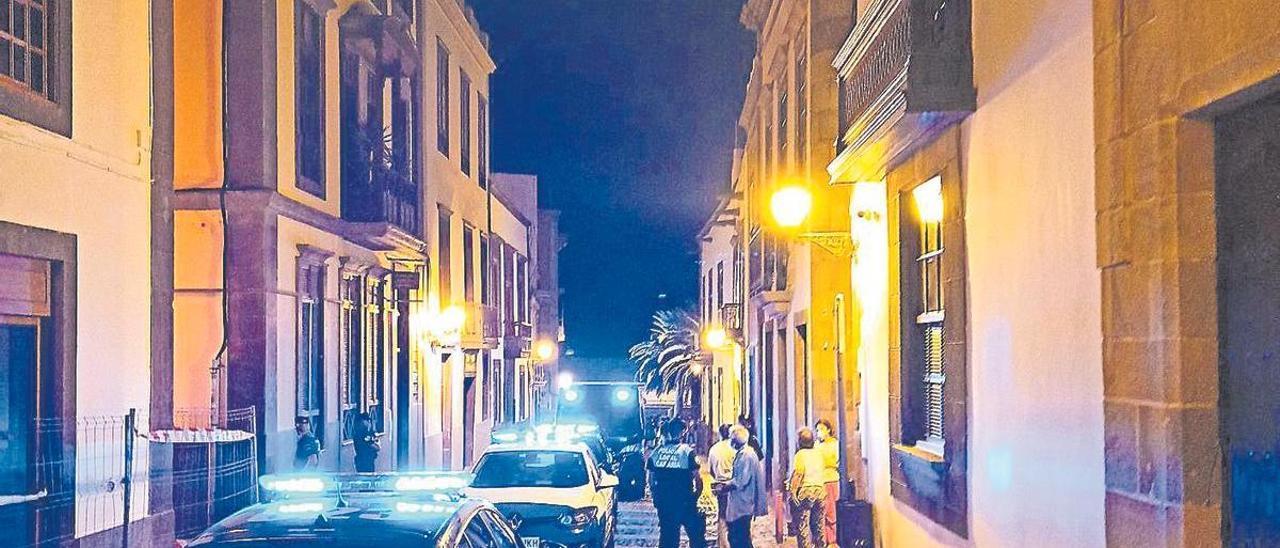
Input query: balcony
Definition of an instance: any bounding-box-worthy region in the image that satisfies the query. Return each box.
[503,321,533,359]
[830,0,975,183]
[460,303,499,350]
[341,123,422,240]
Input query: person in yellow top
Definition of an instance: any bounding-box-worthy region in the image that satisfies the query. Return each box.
[788,428,827,548]
[815,419,840,547]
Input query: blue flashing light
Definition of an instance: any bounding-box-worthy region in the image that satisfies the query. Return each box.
[563,389,581,402]
[260,475,326,494]
[614,388,632,402]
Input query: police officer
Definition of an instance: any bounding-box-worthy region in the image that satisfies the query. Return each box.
[648,417,707,548]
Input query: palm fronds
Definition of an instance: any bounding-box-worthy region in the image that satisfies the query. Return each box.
[629,309,704,393]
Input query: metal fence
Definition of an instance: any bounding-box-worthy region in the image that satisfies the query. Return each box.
[2,407,259,547]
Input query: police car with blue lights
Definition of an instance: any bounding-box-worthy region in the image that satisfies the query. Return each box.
[466,425,620,548]
[186,472,521,547]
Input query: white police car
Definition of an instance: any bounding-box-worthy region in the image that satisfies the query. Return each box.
[465,438,619,548]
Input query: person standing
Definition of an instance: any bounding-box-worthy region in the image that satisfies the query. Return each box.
[293,416,320,471]
[648,417,707,548]
[353,412,380,473]
[788,428,827,548]
[815,419,841,547]
[722,425,767,548]
[708,424,737,547]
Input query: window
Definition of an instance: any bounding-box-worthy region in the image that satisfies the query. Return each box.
[365,276,386,432]
[295,0,326,197]
[460,71,472,175]
[0,0,69,135]
[480,234,491,305]
[436,38,450,156]
[297,250,328,443]
[889,163,967,536]
[716,260,724,310]
[340,272,362,441]
[463,225,476,303]
[478,94,489,188]
[795,39,807,168]
[481,352,492,420]
[516,254,529,324]
[438,207,453,306]
[911,176,945,453]
[777,88,788,162]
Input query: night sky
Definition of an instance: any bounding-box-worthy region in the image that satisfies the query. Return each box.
[469,1,754,359]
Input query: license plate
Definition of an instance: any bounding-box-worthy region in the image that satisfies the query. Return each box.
[521,537,540,548]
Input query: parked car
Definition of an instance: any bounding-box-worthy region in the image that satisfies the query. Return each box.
[466,441,619,548]
[184,472,520,547]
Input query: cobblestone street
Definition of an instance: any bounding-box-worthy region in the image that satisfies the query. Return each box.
[616,500,788,548]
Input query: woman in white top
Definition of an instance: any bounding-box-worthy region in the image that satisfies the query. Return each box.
[788,428,827,548]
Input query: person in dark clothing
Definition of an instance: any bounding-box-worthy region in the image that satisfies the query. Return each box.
[352,412,379,473]
[648,417,706,548]
[294,416,320,471]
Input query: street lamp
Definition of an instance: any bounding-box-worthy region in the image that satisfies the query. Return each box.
[535,339,557,361]
[702,326,728,350]
[767,184,854,257]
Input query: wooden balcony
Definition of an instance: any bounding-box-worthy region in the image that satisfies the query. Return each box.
[830,0,975,183]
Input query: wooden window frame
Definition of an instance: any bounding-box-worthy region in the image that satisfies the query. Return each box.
[462,224,476,303]
[438,206,453,306]
[0,0,71,136]
[887,135,969,537]
[477,94,488,188]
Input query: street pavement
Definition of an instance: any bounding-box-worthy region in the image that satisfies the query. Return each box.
[616,499,788,548]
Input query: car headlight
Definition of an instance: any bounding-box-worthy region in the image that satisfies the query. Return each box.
[558,507,595,532]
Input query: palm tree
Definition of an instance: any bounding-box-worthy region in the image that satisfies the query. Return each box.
[629,309,704,393]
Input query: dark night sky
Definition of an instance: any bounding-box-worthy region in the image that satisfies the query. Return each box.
[469,1,754,359]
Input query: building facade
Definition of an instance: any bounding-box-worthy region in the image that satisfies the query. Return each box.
[698,196,745,431]
[730,0,859,493]
[169,0,542,477]
[0,0,175,545]
[704,0,1280,546]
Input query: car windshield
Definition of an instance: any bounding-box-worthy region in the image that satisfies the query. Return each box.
[471,450,588,488]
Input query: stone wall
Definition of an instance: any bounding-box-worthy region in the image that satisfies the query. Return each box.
[1094,1,1280,545]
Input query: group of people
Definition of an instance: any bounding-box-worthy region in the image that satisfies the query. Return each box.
[646,415,841,548]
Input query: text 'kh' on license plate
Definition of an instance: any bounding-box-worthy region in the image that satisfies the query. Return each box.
[521,537,540,548]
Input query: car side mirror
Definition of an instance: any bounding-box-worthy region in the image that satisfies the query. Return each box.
[597,474,620,490]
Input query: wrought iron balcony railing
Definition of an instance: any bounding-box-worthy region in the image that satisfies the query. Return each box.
[720,303,743,333]
[832,0,975,179]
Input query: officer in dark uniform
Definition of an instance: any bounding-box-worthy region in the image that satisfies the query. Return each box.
[647,417,706,548]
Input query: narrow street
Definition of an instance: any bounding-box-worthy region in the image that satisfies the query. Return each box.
[616,500,784,548]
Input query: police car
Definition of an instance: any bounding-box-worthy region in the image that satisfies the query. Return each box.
[466,434,619,548]
[186,472,521,547]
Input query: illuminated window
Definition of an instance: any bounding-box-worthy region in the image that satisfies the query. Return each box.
[909,176,945,453]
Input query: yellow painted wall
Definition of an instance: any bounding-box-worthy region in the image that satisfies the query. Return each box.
[173,1,223,189]
[172,210,225,415]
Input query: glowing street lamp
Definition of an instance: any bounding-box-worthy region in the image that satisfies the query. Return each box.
[770,185,813,229]
[702,326,728,350]
[535,339,557,361]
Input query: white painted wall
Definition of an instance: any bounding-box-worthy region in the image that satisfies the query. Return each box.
[857,0,1103,545]
[0,0,155,536]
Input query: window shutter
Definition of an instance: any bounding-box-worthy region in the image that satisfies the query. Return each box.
[923,323,945,442]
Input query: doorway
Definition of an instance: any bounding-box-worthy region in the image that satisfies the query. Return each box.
[462,374,476,468]
[1215,91,1280,544]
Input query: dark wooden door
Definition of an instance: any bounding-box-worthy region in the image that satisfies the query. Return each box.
[1216,91,1280,545]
